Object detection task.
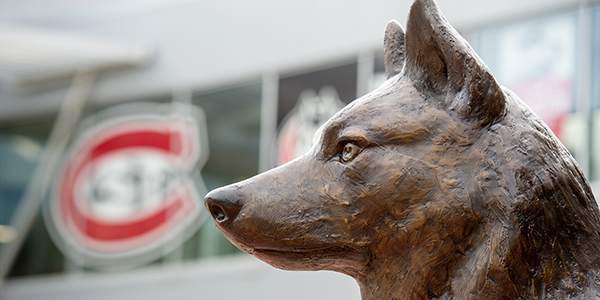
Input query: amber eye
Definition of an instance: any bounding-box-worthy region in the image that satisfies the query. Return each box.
[341,143,361,162]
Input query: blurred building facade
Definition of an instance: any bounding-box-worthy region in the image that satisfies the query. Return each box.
[0,0,598,299]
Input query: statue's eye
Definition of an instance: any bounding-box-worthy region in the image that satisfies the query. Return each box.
[341,143,362,163]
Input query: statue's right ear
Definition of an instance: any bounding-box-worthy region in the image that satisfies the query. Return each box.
[403,0,506,127]
[383,20,406,79]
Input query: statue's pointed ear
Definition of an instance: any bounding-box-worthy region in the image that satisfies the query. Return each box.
[404,0,506,126]
[384,20,405,79]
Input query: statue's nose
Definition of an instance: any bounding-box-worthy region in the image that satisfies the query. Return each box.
[204,186,243,226]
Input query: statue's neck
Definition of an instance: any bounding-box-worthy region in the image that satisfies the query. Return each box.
[358,255,454,300]
[356,225,519,300]
[356,223,600,300]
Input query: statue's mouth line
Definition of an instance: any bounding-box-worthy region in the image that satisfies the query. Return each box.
[252,245,357,257]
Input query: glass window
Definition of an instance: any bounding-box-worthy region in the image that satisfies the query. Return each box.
[0,121,52,226]
[193,82,262,258]
[195,82,262,189]
[478,11,578,143]
[0,119,65,277]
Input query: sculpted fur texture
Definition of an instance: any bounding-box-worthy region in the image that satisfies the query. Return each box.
[205,0,600,299]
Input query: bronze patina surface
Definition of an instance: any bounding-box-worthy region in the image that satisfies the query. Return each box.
[205,0,600,299]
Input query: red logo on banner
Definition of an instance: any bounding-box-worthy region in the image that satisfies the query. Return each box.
[47,104,207,267]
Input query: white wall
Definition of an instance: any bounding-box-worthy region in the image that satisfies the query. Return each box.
[0,0,585,121]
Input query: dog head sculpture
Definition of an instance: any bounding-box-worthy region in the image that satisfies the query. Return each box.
[205,0,600,299]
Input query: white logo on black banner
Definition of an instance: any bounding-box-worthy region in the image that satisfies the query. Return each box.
[275,86,345,165]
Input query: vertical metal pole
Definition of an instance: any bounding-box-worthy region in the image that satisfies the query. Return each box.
[356,52,375,98]
[163,89,193,266]
[577,3,593,177]
[0,69,96,286]
[258,72,279,172]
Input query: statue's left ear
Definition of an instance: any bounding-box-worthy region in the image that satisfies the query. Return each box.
[404,0,506,126]
[383,20,405,79]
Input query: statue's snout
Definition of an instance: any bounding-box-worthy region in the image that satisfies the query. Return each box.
[204,186,243,226]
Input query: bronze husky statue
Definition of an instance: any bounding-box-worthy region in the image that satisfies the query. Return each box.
[205,0,600,298]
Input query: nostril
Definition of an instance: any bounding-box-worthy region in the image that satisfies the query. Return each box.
[204,187,243,225]
[209,203,228,223]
